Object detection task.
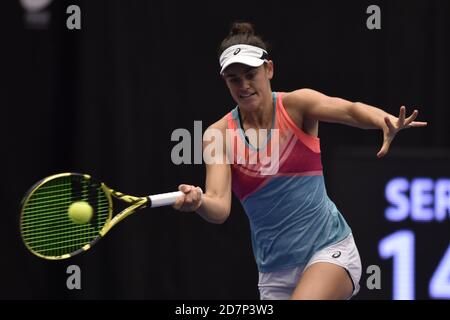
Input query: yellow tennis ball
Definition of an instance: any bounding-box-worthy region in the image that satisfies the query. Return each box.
[68,201,93,224]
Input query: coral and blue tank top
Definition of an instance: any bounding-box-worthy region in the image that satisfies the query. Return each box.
[226,92,351,273]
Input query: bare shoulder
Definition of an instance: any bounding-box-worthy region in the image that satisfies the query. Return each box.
[205,114,228,134]
[281,89,324,134]
[282,88,322,110]
[203,115,229,162]
[281,89,317,124]
[203,115,229,151]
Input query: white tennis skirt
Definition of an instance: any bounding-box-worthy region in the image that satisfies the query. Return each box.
[258,233,362,300]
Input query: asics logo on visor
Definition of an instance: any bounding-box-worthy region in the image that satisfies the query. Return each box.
[219,44,269,74]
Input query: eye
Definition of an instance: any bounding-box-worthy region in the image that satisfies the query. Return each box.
[246,71,257,80]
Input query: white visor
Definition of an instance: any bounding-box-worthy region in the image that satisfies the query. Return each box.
[219,44,268,74]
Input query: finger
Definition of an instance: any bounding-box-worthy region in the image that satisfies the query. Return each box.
[398,106,406,124]
[377,137,392,158]
[377,145,387,158]
[404,110,418,126]
[172,195,185,210]
[408,121,428,127]
[184,194,193,206]
[191,188,199,203]
[178,184,192,194]
[191,191,201,210]
[195,187,203,202]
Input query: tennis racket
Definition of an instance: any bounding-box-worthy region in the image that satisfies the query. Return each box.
[20,172,196,260]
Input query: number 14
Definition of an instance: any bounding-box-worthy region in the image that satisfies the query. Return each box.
[379,230,450,300]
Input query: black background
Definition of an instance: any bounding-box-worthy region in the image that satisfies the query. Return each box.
[1,0,449,299]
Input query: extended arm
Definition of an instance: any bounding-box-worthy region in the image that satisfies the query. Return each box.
[283,89,428,157]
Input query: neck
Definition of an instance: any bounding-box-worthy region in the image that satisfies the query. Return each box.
[239,91,274,129]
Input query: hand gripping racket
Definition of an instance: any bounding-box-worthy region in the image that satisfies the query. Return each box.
[20,173,197,260]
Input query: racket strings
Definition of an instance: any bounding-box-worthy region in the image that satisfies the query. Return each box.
[21,199,109,225]
[21,205,109,238]
[21,175,110,258]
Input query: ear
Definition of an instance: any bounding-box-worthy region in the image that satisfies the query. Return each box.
[265,60,274,80]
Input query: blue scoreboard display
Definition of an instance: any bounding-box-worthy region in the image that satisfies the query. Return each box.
[328,148,450,300]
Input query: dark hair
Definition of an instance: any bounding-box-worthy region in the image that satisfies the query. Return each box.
[218,22,269,57]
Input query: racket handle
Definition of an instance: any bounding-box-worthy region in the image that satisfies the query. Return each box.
[148,188,203,208]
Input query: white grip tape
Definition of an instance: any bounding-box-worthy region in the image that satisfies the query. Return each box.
[149,188,203,208]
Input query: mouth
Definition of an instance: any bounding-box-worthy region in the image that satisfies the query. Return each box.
[239,92,256,99]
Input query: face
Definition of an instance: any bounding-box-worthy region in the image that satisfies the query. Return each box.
[222,61,273,111]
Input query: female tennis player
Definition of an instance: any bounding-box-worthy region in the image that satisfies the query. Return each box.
[173,22,427,300]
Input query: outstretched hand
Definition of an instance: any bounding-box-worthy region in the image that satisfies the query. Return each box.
[377,106,428,158]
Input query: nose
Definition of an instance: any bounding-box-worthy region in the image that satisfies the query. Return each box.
[240,78,251,90]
